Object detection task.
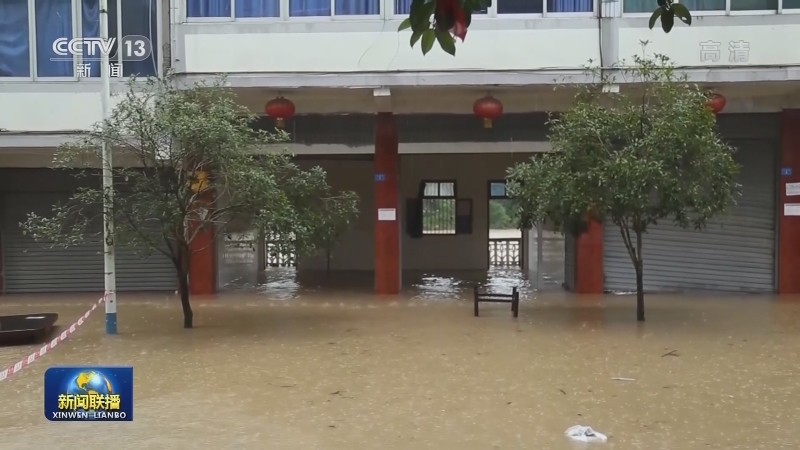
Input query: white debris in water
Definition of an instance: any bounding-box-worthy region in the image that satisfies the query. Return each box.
[565,425,608,443]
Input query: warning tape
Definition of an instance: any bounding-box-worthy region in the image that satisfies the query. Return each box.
[0,295,107,382]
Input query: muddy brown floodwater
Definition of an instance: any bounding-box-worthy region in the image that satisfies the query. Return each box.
[1,287,799,449]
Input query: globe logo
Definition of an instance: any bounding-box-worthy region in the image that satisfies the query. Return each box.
[67,371,114,397]
[57,370,122,419]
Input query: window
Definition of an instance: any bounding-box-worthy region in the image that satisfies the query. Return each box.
[187,0,378,17]
[0,0,159,79]
[786,0,800,7]
[497,0,593,14]
[489,182,507,198]
[394,0,486,14]
[422,181,456,235]
[624,0,778,12]
[730,0,777,10]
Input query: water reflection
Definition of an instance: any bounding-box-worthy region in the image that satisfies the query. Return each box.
[221,266,565,302]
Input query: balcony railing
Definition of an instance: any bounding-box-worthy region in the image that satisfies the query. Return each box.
[489,238,522,267]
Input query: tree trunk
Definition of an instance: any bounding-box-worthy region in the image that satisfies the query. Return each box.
[635,230,645,322]
[326,248,331,275]
[178,269,194,329]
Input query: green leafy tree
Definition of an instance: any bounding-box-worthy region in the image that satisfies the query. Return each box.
[400,0,691,55]
[506,55,740,322]
[313,207,354,274]
[20,75,359,329]
[489,200,518,229]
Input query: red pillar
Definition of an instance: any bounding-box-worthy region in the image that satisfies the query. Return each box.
[188,186,216,296]
[778,109,800,294]
[573,219,604,294]
[374,113,400,295]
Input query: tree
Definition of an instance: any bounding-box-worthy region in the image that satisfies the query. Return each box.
[313,205,354,274]
[20,75,359,329]
[506,54,740,322]
[400,0,692,55]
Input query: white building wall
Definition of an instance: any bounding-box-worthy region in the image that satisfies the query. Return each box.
[4,2,800,135]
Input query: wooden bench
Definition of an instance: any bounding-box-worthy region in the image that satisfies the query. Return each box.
[473,287,520,318]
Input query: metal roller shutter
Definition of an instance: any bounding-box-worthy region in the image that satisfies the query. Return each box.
[603,140,776,293]
[2,193,175,293]
[116,238,176,292]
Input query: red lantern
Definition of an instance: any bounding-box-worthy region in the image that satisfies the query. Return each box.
[473,95,503,129]
[264,96,295,128]
[706,93,726,115]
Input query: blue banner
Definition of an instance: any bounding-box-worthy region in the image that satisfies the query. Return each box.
[44,367,133,422]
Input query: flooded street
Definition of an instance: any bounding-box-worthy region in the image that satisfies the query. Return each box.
[1,286,799,449]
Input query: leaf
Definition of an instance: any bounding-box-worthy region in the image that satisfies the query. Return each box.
[671,3,692,25]
[661,10,675,33]
[648,8,663,30]
[421,29,435,55]
[410,29,424,47]
[398,18,411,32]
[409,0,434,30]
[436,30,456,56]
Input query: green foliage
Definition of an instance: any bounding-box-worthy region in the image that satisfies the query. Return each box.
[400,0,692,55]
[399,0,490,56]
[20,73,359,327]
[422,198,455,231]
[506,54,739,320]
[651,1,692,33]
[489,199,517,229]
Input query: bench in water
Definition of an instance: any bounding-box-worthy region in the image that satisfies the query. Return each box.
[0,313,59,346]
[473,287,519,318]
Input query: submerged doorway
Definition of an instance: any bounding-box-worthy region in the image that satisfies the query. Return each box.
[487,181,522,268]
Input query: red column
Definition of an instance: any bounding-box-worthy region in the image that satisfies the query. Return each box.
[188,186,216,296]
[574,219,604,294]
[778,109,800,294]
[374,113,400,295]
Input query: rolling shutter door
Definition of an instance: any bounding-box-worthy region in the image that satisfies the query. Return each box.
[116,238,176,292]
[603,140,776,293]
[2,193,104,293]
[2,193,175,293]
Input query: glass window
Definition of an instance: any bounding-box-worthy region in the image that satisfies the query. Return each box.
[498,0,543,14]
[625,0,724,12]
[290,0,330,16]
[424,182,455,198]
[547,0,593,12]
[82,0,119,78]
[730,0,777,9]
[785,0,800,7]
[187,0,231,17]
[395,0,485,14]
[335,0,379,15]
[82,0,157,78]
[0,0,31,77]
[36,0,74,77]
[121,0,159,77]
[490,182,506,198]
[237,0,280,17]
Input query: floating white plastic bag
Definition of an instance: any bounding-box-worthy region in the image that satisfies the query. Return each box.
[565,425,608,443]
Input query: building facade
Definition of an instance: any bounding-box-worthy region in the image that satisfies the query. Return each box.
[1,0,800,295]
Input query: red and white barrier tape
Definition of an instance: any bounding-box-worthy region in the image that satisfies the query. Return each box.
[0,295,107,382]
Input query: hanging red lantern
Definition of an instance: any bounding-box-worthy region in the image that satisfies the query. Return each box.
[264,96,295,128]
[706,93,726,115]
[473,95,503,129]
